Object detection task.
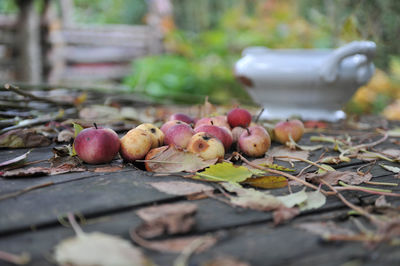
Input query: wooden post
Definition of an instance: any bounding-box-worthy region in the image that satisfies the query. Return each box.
[15,0,42,83]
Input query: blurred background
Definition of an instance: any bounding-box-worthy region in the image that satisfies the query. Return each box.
[0,0,399,119]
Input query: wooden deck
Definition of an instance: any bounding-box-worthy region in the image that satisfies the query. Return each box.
[0,124,400,265]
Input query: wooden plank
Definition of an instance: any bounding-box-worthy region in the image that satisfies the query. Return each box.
[61,64,131,81]
[63,46,147,63]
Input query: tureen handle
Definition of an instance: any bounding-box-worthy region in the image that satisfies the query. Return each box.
[319,41,376,83]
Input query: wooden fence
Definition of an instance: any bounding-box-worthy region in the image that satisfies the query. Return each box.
[0,0,167,86]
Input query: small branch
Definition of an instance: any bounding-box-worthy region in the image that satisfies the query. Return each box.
[0,250,30,265]
[4,84,73,107]
[0,182,54,201]
[233,152,332,195]
[319,179,383,227]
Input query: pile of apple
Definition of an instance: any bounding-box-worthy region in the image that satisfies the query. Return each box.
[74,108,305,165]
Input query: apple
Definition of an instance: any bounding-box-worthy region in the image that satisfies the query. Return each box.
[227,107,252,128]
[187,132,225,160]
[194,125,233,150]
[274,119,305,144]
[74,124,120,164]
[238,126,271,157]
[194,116,231,130]
[231,126,246,143]
[164,123,195,149]
[120,128,152,162]
[160,120,190,135]
[136,123,164,148]
[169,113,194,124]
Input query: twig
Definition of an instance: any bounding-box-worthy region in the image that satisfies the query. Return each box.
[4,84,73,107]
[0,250,30,265]
[319,179,383,227]
[173,237,210,266]
[0,182,54,201]
[274,155,332,171]
[233,152,333,195]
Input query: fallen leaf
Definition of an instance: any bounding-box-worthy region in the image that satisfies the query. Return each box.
[387,127,400,137]
[93,165,123,173]
[54,213,150,266]
[304,170,372,185]
[195,162,253,182]
[316,164,336,174]
[243,175,288,189]
[273,206,300,225]
[296,221,355,237]
[375,195,391,208]
[0,150,31,168]
[382,149,400,159]
[49,154,82,168]
[149,181,213,196]
[57,129,74,143]
[144,146,217,173]
[79,105,122,122]
[135,202,197,238]
[0,164,85,178]
[130,230,217,254]
[380,164,400,174]
[266,147,309,162]
[0,129,51,148]
[277,189,308,208]
[246,158,295,172]
[221,182,283,211]
[202,256,250,266]
[299,190,326,211]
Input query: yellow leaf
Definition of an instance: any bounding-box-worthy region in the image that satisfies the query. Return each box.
[195,162,252,182]
[243,175,288,189]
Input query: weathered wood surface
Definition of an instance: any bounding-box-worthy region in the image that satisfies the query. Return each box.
[0,128,399,265]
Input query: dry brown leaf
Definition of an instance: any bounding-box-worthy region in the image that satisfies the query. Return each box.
[0,150,30,168]
[303,170,372,185]
[135,202,197,238]
[149,181,213,196]
[131,230,217,254]
[1,164,85,178]
[296,221,355,237]
[0,129,52,148]
[57,129,74,143]
[266,147,309,162]
[375,195,391,208]
[93,165,124,173]
[145,145,217,173]
[273,206,300,225]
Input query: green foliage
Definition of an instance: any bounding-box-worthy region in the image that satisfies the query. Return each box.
[0,0,17,13]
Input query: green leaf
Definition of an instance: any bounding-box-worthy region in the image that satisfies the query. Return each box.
[316,164,336,174]
[73,123,84,138]
[194,162,252,182]
[71,123,84,156]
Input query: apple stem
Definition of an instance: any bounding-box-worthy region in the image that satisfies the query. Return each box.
[211,120,214,125]
[255,108,264,123]
[246,127,250,135]
[93,123,98,129]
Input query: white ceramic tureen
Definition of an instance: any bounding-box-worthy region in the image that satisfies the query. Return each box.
[234,41,376,121]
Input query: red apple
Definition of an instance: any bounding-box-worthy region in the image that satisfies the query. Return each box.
[120,128,152,162]
[194,125,233,150]
[238,126,271,157]
[232,126,246,143]
[227,108,252,128]
[169,113,194,124]
[164,123,195,149]
[274,119,305,144]
[160,120,190,135]
[194,116,231,130]
[187,132,225,160]
[74,124,120,164]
